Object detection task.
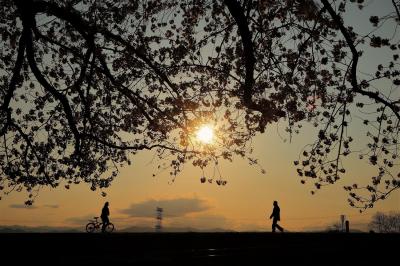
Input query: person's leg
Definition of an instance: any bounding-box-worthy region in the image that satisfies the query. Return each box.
[272,220,277,232]
[101,218,108,232]
[276,223,284,232]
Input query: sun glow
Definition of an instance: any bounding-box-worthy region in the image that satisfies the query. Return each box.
[196,125,214,144]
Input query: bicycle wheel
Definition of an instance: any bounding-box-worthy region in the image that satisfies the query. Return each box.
[86,222,96,233]
[105,223,114,233]
[97,222,114,233]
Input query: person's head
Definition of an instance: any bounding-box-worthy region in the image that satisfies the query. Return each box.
[273,201,278,206]
[104,202,109,207]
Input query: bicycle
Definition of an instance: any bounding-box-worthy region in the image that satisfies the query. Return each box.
[85,216,115,233]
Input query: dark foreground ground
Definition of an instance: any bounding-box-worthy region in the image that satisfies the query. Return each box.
[1,232,398,265]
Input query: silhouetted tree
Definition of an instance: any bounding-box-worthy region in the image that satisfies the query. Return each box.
[369,212,400,233]
[0,0,399,208]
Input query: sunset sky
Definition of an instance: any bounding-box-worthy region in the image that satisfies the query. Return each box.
[1,0,399,232]
[1,126,398,232]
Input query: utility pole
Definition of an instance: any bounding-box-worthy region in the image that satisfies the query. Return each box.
[345,220,350,233]
[340,214,346,232]
[155,207,163,232]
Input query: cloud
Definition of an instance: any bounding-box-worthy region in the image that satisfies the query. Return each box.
[65,215,97,225]
[9,204,59,209]
[9,204,37,209]
[43,204,59,209]
[120,197,211,218]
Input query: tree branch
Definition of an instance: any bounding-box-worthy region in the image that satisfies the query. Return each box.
[0,29,26,136]
[96,54,185,130]
[392,0,400,22]
[83,133,190,154]
[17,1,82,153]
[223,0,255,105]
[100,30,180,95]
[321,0,400,121]
[11,122,54,187]
[31,0,180,96]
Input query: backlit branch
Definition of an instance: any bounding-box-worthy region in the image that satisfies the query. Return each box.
[0,30,26,136]
[321,0,400,121]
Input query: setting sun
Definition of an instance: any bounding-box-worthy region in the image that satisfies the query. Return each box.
[196,125,214,144]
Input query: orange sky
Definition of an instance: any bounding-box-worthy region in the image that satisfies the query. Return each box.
[1,123,398,232]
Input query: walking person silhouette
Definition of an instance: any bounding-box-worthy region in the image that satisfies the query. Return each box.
[269,201,284,232]
[101,202,110,233]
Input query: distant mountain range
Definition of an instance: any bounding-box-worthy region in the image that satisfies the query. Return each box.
[0,225,82,233]
[0,225,234,233]
[118,226,234,233]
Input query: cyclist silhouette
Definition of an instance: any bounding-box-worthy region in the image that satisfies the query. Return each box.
[269,200,284,232]
[101,202,110,233]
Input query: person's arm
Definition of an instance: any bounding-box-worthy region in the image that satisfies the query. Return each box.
[270,207,277,219]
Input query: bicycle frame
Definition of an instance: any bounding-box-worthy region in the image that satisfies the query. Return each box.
[86,217,114,233]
